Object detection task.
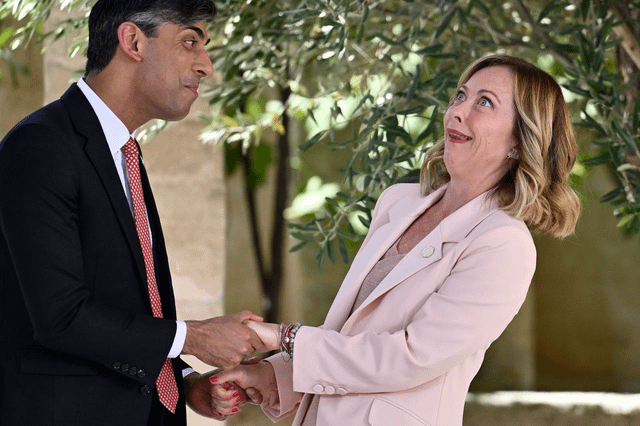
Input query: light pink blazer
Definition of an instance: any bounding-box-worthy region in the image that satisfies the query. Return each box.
[263,183,536,426]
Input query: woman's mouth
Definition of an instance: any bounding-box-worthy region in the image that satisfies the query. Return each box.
[447,128,472,143]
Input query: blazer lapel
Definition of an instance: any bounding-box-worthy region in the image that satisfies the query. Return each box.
[61,84,147,286]
[339,186,500,332]
[322,186,448,331]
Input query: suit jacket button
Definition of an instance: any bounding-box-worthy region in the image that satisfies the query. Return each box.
[137,369,146,379]
[324,386,335,395]
[121,363,130,372]
[336,387,347,395]
[140,385,151,396]
[129,366,138,376]
[312,384,324,393]
[112,362,122,370]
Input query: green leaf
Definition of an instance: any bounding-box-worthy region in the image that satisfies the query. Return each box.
[580,0,591,21]
[357,5,370,45]
[611,120,637,152]
[537,1,563,23]
[406,65,421,105]
[291,232,316,242]
[468,0,490,16]
[325,197,340,207]
[316,245,326,272]
[416,43,445,55]
[299,132,322,152]
[434,8,457,39]
[582,152,610,166]
[617,214,636,228]
[383,126,413,145]
[600,187,624,203]
[358,214,371,229]
[0,27,15,47]
[289,240,308,253]
[397,105,425,115]
[326,238,336,263]
[337,236,349,263]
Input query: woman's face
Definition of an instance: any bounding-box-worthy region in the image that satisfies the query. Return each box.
[443,65,517,185]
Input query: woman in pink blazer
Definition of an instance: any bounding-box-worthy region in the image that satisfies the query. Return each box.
[210,55,581,425]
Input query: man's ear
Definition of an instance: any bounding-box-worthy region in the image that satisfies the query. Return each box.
[117,22,145,62]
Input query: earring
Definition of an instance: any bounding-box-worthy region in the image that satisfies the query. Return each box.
[507,150,520,160]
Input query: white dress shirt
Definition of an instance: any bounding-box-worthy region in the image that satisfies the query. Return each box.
[77,79,188,364]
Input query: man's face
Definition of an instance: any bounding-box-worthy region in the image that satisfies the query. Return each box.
[135,20,213,122]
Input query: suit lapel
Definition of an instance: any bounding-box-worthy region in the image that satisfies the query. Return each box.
[61,84,148,287]
[322,186,447,331]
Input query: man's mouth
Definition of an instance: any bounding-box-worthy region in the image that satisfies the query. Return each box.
[186,85,199,97]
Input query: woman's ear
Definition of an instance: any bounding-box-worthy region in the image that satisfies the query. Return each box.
[117,22,145,62]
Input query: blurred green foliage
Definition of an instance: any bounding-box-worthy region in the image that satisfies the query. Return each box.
[204,0,640,269]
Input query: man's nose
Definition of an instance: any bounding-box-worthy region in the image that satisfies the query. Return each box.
[195,49,214,78]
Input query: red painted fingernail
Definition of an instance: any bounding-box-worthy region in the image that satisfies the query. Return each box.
[232,391,239,398]
[209,376,218,383]
[231,407,239,413]
[236,396,243,403]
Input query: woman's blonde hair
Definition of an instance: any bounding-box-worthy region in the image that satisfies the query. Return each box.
[420,55,581,238]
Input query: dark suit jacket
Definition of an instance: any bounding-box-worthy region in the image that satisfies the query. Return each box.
[0,84,189,425]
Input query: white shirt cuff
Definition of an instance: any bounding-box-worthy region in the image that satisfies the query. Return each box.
[168,321,187,358]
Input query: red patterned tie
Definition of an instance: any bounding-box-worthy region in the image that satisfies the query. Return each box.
[122,138,179,413]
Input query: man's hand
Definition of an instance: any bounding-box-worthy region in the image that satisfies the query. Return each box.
[183,370,246,419]
[210,360,278,408]
[182,310,266,370]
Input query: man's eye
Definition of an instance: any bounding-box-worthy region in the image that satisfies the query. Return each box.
[185,40,196,47]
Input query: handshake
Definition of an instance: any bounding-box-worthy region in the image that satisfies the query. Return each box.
[180,311,288,420]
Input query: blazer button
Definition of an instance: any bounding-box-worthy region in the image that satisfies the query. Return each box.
[112,362,122,370]
[422,246,435,258]
[312,384,324,393]
[336,387,347,395]
[324,386,335,395]
[121,363,130,372]
[137,369,146,379]
[140,385,151,396]
[128,366,138,376]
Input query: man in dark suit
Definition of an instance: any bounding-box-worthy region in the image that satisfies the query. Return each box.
[0,1,265,425]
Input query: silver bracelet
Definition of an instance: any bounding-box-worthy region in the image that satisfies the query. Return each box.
[287,323,302,359]
[279,322,302,360]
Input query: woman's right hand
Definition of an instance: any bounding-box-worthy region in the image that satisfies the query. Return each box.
[244,320,280,351]
[210,360,279,407]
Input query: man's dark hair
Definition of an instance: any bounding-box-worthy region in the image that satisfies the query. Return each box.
[85,0,216,76]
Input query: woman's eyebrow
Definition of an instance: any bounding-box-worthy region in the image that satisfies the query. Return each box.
[460,85,502,105]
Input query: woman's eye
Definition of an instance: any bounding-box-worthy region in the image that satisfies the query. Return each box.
[455,91,465,101]
[479,97,493,107]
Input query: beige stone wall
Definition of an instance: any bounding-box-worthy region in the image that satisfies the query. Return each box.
[0,18,43,134]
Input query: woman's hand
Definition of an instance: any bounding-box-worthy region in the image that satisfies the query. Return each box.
[244,320,280,351]
[184,369,246,419]
[210,360,279,407]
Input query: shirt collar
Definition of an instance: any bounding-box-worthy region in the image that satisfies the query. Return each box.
[77,78,136,156]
